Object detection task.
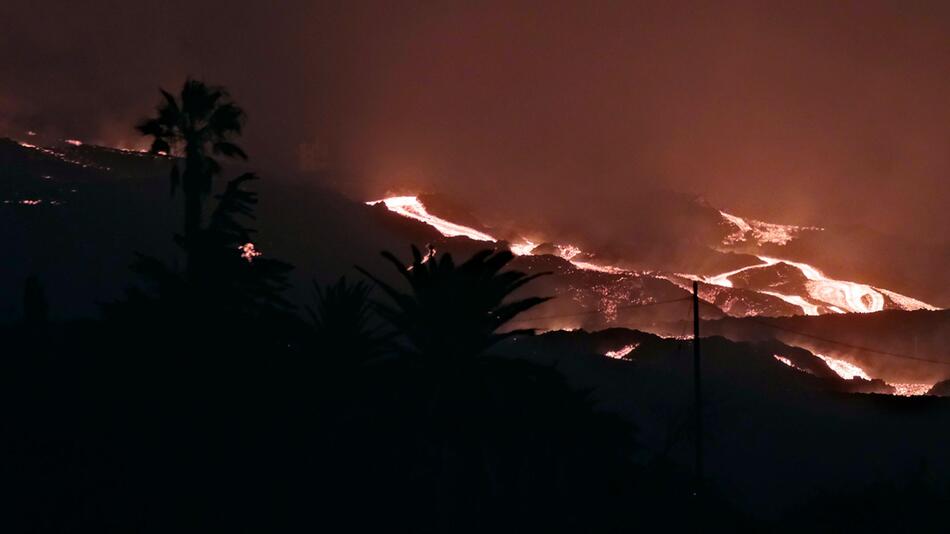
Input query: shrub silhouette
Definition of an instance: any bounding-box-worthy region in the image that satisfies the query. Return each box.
[309,276,387,370]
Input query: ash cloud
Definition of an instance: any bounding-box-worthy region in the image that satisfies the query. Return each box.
[2,0,949,248]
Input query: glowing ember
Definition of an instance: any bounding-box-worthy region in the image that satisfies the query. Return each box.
[605,343,639,359]
[888,383,932,397]
[815,353,871,381]
[239,242,262,262]
[65,139,83,146]
[407,245,437,271]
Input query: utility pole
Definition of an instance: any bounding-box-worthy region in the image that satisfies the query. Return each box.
[692,281,703,496]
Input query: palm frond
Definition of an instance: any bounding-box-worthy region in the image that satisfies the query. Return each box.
[206,102,246,136]
[361,247,552,361]
[212,141,247,160]
[181,79,224,121]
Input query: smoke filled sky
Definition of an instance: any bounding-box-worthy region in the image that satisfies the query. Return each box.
[2,1,949,242]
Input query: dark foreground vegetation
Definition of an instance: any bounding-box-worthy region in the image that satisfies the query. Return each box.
[4,81,949,532]
[4,258,741,532]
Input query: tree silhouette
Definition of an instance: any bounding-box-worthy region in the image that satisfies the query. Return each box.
[136,79,246,275]
[345,247,655,532]
[112,173,293,322]
[309,277,387,370]
[358,246,550,365]
[197,172,293,314]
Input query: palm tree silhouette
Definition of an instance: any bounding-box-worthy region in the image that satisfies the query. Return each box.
[136,79,247,275]
[359,246,550,364]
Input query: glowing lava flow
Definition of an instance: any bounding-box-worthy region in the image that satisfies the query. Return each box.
[713,210,939,314]
[719,210,821,246]
[370,195,937,316]
[814,353,871,380]
[16,139,111,171]
[760,291,820,316]
[876,288,937,312]
[368,195,626,273]
[509,240,538,256]
[890,384,932,397]
[819,354,935,396]
[774,355,794,367]
[777,353,931,395]
[695,255,937,315]
[758,256,886,314]
[605,343,639,359]
[368,196,496,242]
[773,354,811,374]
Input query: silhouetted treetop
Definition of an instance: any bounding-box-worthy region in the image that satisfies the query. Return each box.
[136,79,247,182]
[359,246,550,361]
[137,79,248,275]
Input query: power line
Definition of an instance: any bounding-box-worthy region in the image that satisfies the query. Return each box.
[741,317,950,366]
[509,290,948,367]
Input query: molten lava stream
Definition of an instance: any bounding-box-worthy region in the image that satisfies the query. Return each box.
[604,343,639,359]
[758,256,884,314]
[814,353,870,380]
[805,353,930,396]
[367,195,628,274]
[369,195,938,315]
[367,196,496,242]
[696,254,937,315]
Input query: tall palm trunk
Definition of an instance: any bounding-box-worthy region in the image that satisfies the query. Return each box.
[183,150,205,279]
[184,188,202,277]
